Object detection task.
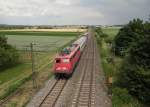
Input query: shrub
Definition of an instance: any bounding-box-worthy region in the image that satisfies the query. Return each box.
[0,35,7,47]
[112,87,140,107]
[112,87,133,106]
[0,35,19,70]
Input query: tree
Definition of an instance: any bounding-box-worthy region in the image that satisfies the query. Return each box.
[115,17,150,104]
[0,35,19,70]
[114,18,145,56]
[143,21,150,35]
[118,35,150,103]
[0,35,7,47]
[129,35,150,69]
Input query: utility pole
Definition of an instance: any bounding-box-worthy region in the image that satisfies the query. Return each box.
[30,43,37,89]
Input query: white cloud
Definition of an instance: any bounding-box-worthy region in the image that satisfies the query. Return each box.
[55,0,72,5]
[55,0,80,6]
[0,0,149,25]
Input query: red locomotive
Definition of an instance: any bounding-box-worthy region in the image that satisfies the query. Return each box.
[53,33,88,78]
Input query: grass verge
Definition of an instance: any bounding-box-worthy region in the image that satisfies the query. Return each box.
[0,74,32,100]
[0,64,31,85]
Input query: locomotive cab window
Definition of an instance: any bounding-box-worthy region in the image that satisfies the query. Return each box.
[56,59,61,63]
[77,47,80,51]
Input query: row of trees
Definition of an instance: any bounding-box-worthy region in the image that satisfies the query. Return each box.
[114,18,150,103]
[0,35,19,70]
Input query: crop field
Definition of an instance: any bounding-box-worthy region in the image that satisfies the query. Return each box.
[6,35,76,51]
[0,28,86,32]
[0,31,80,36]
[102,28,119,37]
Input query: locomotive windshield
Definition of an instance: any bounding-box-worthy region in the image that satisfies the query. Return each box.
[61,48,70,55]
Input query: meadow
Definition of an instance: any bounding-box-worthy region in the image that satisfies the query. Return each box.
[102,27,120,41]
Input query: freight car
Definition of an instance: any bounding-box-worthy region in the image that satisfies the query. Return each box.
[53,33,88,78]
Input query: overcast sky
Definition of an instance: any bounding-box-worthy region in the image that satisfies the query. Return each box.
[0,0,149,25]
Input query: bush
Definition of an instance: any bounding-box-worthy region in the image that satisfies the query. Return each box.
[112,87,141,107]
[0,35,19,70]
[112,87,135,107]
[0,35,7,47]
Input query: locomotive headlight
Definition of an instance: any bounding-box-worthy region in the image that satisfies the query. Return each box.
[56,67,61,70]
[62,67,67,70]
[63,59,69,63]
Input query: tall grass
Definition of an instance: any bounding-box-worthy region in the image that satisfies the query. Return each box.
[0,75,32,100]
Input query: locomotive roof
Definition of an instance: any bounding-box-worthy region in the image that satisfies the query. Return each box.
[56,44,80,59]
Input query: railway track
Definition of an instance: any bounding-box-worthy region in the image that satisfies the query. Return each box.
[38,79,67,107]
[71,34,96,107]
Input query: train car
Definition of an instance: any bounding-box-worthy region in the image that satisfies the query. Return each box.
[53,34,88,78]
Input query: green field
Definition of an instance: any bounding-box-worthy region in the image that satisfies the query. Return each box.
[102,27,120,40]
[6,35,76,51]
[102,27,120,36]
[0,31,79,36]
